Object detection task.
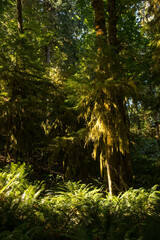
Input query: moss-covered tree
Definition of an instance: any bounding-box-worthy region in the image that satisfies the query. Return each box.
[87,0,133,194]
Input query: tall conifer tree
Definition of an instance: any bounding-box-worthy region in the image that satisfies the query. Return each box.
[90,0,133,194]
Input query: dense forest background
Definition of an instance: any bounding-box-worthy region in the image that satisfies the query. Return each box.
[0,0,160,239]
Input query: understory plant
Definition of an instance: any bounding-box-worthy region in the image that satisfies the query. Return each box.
[0,162,160,240]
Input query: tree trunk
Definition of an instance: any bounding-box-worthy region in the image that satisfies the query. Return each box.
[91,0,133,195]
[91,0,108,81]
[108,0,118,47]
[107,0,120,75]
[17,0,23,34]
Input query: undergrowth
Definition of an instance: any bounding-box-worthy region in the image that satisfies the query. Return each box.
[0,162,160,240]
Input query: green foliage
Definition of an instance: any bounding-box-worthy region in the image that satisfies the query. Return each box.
[0,162,160,240]
[0,0,64,157]
[131,136,160,187]
[0,0,160,237]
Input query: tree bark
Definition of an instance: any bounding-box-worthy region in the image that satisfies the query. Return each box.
[17,0,23,34]
[91,0,108,81]
[108,0,118,47]
[91,0,107,38]
[107,0,120,75]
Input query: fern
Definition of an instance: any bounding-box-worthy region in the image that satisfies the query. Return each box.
[1,163,160,240]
